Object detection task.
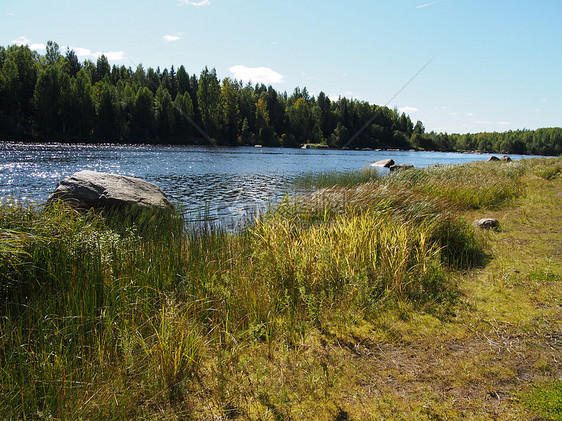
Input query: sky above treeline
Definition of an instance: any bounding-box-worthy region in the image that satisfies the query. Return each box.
[2,0,561,134]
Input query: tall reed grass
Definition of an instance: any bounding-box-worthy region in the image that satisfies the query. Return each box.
[0,201,193,418]
[292,166,381,190]
[382,161,525,209]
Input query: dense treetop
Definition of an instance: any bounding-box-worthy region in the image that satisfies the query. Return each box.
[0,42,560,155]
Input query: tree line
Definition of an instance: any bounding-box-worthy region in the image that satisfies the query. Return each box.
[0,41,560,155]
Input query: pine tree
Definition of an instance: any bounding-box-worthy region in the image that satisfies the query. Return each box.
[197,67,221,139]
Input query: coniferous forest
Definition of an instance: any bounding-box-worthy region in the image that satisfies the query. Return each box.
[0,42,560,155]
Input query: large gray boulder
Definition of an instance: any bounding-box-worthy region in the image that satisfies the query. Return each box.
[48,170,171,209]
[371,159,395,168]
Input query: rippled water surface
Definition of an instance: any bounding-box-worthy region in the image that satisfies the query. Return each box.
[0,143,534,226]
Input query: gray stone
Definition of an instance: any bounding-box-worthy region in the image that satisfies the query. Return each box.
[371,159,395,168]
[501,155,512,162]
[473,218,499,230]
[48,170,171,209]
[389,164,414,172]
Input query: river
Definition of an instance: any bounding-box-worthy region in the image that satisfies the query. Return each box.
[0,142,536,227]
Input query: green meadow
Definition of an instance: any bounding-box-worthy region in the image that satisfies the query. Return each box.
[1,158,560,420]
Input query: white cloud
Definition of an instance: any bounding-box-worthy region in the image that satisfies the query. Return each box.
[6,12,14,16]
[498,121,510,126]
[13,36,30,45]
[541,98,547,102]
[399,106,418,114]
[103,51,126,61]
[11,37,125,61]
[163,33,185,42]
[230,65,285,84]
[12,36,46,51]
[163,35,181,42]
[177,0,210,6]
[71,47,125,61]
[72,47,94,56]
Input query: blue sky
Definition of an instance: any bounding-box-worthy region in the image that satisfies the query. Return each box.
[2,0,561,134]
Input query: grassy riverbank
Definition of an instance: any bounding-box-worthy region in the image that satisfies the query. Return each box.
[1,158,560,419]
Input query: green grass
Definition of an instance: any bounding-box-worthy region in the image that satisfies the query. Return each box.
[524,157,562,180]
[382,160,525,209]
[0,201,192,418]
[294,160,525,210]
[519,381,562,420]
[292,166,381,190]
[0,157,560,419]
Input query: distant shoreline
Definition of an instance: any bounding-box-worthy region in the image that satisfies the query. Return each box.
[0,139,553,158]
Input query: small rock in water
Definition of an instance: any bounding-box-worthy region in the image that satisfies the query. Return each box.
[473,218,499,230]
[48,170,171,209]
[389,164,414,172]
[371,159,395,168]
